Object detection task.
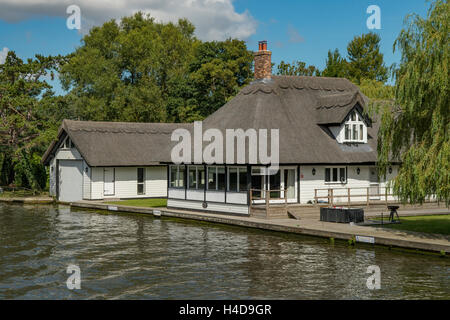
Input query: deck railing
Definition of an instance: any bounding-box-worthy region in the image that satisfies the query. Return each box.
[313,186,395,207]
[250,188,288,217]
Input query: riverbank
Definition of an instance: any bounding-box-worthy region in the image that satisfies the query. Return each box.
[0,195,54,204]
[71,200,450,255]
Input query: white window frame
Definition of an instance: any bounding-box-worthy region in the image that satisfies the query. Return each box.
[325,167,347,184]
[227,166,247,193]
[137,168,145,195]
[343,110,366,143]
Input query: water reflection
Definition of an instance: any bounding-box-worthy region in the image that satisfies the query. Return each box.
[0,203,448,299]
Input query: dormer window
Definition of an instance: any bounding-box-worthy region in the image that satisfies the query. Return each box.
[343,111,365,143]
[63,137,72,149]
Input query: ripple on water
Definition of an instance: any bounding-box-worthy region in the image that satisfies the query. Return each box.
[0,203,449,299]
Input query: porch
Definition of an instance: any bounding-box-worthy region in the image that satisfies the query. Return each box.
[249,186,440,220]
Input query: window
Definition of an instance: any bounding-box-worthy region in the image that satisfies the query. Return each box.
[343,110,365,143]
[227,167,247,192]
[345,125,351,140]
[137,168,145,195]
[169,165,185,188]
[188,166,197,189]
[207,166,225,191]
[229,168,238,192]
[62,137,72,149]
[325,167,347,183]
[188,166,205,189]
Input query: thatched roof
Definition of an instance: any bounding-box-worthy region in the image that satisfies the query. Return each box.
[202,76,378,164]
[42,75,382,166]
[42,120,192,166]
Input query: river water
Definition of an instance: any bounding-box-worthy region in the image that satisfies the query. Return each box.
[0,203,448,299]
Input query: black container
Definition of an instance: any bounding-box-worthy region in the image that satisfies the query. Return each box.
[320,207,364,223]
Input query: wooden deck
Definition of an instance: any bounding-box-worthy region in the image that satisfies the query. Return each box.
[250,200,446,220]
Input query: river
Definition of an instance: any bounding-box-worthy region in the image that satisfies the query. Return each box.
[0,203,448,299]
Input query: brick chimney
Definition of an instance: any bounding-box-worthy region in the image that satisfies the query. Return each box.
[254,40,272,80]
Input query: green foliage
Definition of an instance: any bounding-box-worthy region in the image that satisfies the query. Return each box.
[0,51,63,190]
[60,13,253,122]
[188,39,254,118]
[322,49,349,78]
[357,79,394,101]
[276,60,321,76]
[378,0,449,205]
[347,32,389,83]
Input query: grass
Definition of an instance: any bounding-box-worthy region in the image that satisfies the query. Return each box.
[105,198,167,208]
[0,190,48,198]
[375,215,450,236]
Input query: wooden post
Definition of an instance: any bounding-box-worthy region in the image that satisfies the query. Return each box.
[367,187,370,207]
[285,188,288,207]
[250,189,253,208]
[265,188,269,219]
[314,189,318,205]
[347,188,351,207]
[385,187,388,206]
[330,188,334,206]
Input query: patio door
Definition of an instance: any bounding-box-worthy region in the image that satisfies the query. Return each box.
[251,168,265,203]
[283,168,297,202]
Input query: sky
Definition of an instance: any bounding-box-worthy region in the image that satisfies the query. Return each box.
[0,0,430,94]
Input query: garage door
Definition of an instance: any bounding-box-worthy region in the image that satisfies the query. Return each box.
[59,160,83,202]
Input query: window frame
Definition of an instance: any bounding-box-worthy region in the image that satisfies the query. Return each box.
[325,167,347,184]
[188,165,205,190]
[227,166,247,193]
[137,168,145,195]
[342,110,366,143]
[169,165,186,189]
[207,166,226,191]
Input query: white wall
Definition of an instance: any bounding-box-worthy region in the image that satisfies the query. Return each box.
[90,166,167,200]
[299,165,399,204]
[82,161,91,200]
[168,199,249,215]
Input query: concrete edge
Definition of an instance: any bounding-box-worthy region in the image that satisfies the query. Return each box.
[70,201,450,255]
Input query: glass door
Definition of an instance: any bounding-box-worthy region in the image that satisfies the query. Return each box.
[284,169,296,201]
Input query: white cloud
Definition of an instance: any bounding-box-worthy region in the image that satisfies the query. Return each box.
[287,24,304,43]
[0,47,9,64]
[0,0,257,40]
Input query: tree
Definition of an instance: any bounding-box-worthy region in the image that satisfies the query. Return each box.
[0,51,62,190]
[377,0,449,205]
[322,49,349,78]
[276,60,321,76]
[188,39,254,118]
[60,13,197,123]
[60,13,254,123]
[347,32,388,83]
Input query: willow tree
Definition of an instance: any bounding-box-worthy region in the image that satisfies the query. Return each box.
[378,0,449,205]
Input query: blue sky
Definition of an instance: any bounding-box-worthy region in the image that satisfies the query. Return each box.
[0,0,430,94]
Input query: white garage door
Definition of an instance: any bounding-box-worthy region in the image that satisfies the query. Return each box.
[59,160,83,202]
